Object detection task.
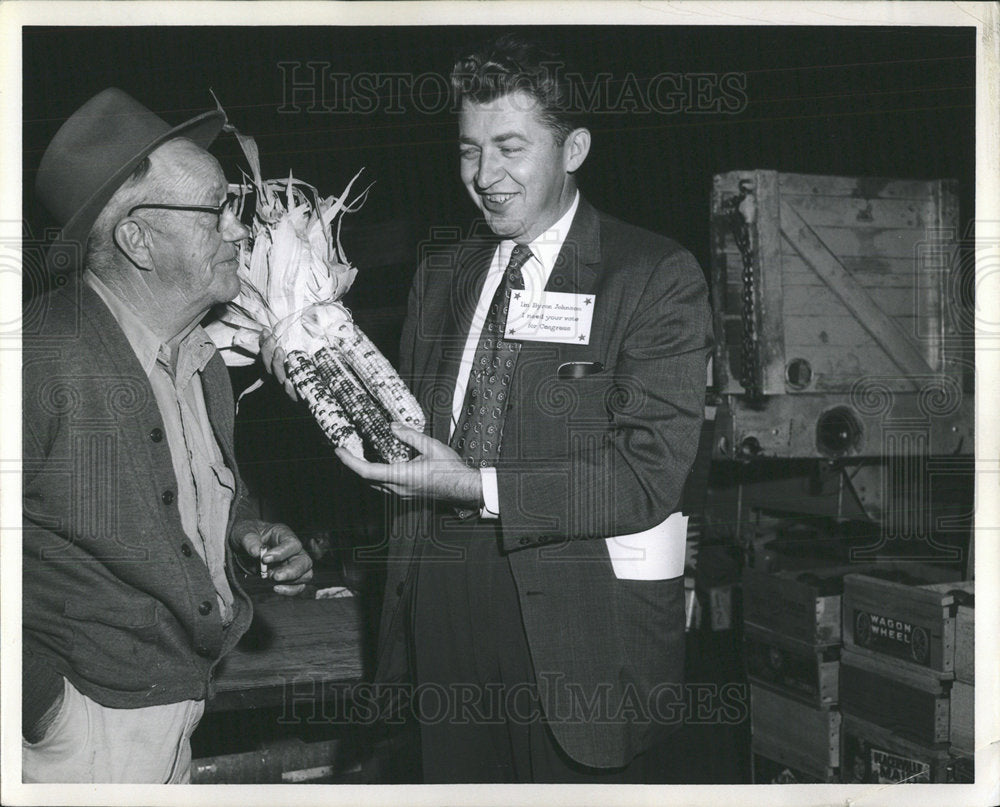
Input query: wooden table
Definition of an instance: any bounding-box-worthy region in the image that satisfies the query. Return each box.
[208,588,366,713]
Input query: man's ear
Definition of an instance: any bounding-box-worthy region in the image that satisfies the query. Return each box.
[113,218,154,271]
[563,127,591,174]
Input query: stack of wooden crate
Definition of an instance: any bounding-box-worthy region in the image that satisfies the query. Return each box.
[743,566,847,783]
[839,572,973,783]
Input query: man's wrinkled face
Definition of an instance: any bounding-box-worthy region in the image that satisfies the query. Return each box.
[144,139,247,315]
[459,91,578,244]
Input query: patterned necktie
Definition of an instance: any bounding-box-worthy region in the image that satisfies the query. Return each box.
[452,244,532,468]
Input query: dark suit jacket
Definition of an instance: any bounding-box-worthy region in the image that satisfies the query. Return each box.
[22,279,255,715]
[377,198,712,768]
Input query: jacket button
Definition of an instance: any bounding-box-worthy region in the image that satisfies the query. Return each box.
[395,581,405,596]
[149,427,164,443]
[519,537,530,546]
[196,645,211,658]
[181,543,193,557]
[198,601,213,616]
[161,489,175,505]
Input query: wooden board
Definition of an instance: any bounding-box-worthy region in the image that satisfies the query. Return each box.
[841,713,952,784]
[950,679,974,756]
[714,391,973,460]
[210,594,364,712]
[955,602,974,684]
[744,623,839,707]
[742,567,843,646]
[839,646,951,746]
[750,684,840,778]
[192,738,362,784]
[777,173,953,200]
[711,169,961,405]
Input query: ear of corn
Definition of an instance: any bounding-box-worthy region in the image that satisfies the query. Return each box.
[204,109,425,463]
[310,347,413,463]
[325,318,424,429]
[285,349,365,459]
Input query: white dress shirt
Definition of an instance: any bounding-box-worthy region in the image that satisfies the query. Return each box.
[450,192,580,518]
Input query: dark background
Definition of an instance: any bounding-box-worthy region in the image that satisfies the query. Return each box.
[23,25,976,296]
[22,25,976,539]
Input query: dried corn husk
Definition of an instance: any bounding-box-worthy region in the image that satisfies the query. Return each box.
[205,109,424,462]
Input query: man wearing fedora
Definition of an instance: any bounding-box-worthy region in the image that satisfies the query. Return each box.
[22,89,313,783]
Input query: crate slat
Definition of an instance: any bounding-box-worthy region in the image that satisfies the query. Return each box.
[955,603,974,684]
[950,679,974,756]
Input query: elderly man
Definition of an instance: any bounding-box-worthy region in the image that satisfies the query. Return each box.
[266,36,712,782]
[23,89,312,783]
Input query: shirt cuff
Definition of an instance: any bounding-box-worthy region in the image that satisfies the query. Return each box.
[480,467,499,519]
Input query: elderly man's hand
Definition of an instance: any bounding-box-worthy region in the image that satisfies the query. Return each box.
[259,329,298,402]
[235,521,313,595]
[336,423,483,508]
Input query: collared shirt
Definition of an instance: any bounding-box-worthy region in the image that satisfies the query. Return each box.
[450,191,581,518]
[85,271,236,623]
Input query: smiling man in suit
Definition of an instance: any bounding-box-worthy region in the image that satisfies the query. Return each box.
[334,35,712,782]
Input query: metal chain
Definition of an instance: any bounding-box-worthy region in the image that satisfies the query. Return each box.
[725,180,762,403]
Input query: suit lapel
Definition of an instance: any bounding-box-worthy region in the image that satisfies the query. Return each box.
[514,198,603,368]
[542,198,602,295]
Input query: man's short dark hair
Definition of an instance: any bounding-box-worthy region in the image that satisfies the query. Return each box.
[450,34,584,144]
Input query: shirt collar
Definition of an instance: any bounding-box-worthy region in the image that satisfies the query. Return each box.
[83,270,216,385]
[496,190,580,289]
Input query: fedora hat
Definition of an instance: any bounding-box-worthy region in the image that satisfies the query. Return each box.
[35,88,226,272]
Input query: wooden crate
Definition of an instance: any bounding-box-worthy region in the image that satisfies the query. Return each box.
[710,170,971,460]
[950,679,974,756]
[841,713,952,784]
[955,600,974,684]
[839,646,951,745]
[742,567,844,646]
[750,684,840,779]
[751,749,836,784]
[744,623,839,707]
[843,574,972,674]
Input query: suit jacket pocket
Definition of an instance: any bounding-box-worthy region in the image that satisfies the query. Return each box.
[557,361,605,379]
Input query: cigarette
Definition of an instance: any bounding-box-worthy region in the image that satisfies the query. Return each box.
[260,546,269,578]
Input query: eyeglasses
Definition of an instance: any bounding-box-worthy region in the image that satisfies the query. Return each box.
[128,187,256,230]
